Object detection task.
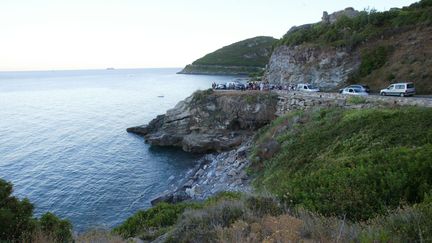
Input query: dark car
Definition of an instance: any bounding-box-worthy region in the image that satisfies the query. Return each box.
[234,82,246,90]
[339,84,370,93]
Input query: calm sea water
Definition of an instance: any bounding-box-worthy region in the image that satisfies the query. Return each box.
[0,68,237,231]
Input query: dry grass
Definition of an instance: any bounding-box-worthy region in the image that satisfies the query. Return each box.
[360,26,432,93]
[217,214,303,243]
[75,229,125,243]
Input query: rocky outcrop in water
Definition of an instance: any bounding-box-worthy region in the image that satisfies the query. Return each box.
[127,90,278,153]
[264,45,361,90]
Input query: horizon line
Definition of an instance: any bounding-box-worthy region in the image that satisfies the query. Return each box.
[0,67,184,73]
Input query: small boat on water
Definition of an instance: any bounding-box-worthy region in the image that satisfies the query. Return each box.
[106,67,115,70]
[157,95,164,98]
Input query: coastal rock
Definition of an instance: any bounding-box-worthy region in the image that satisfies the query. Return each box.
[150,190,191,205]
[127,90,278,153]
[151,140,253,204]
[264,45,361,90]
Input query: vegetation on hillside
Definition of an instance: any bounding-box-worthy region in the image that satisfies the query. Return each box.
[114,191,432,242]
[251,107,432,221]
[0,178,72,242]
[113,192,243,241]
[276,0,432,49]
[273,0,432,92]
[192,36,277,67]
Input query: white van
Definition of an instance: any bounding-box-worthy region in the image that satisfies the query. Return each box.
[296,83,320,92]
[380,82,416,97]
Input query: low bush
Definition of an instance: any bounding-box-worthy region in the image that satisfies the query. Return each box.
[39,212,73,242]
[191,89,214,104]
[360,196,432,242]
[357,45,393,77]
[346,96,367,105]
[113,201,201,240]
[167,200,248,243]
[245,196,283,217]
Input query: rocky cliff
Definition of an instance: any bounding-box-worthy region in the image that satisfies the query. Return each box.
[264,45,361,90]
[127,90,278,153]
[265,2,432,93]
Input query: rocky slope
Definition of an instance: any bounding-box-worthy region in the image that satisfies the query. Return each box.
[264,45,361,90]
[150,140,253,205]
[127,90,278,153]
[179,36,276,75]
[264,2,432,93]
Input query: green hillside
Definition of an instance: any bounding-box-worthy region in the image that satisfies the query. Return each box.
[277,0,432,49]
[179,36,277,75]
[275,0,432,92]
[193,36,276,67]
[251,107,432,221]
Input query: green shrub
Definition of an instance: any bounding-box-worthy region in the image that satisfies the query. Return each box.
[358,45,393,77]
[39,212,73,242]
[191,89,214,104]
[0,179,36,241]
[0,179,72,242]
[113,201,201,239]
[360,199,432,242]
[167,200,247,243]
[245,196,283,217]
[346,96,367,105]
[253,107,432,221]
[204,191,243,206]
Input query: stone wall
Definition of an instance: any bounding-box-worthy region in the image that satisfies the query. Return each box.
[276,91,432,116]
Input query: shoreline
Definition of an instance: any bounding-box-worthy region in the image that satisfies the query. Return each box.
[151,138,253,205]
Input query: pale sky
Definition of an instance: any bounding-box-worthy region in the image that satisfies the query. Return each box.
[0,0,417,71]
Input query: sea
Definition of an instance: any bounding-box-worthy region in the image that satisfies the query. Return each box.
[0,68,238,232]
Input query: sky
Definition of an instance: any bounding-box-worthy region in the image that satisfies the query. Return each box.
[0,0,418,71]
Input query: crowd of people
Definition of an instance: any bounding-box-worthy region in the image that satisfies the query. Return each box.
[212,81,297,91]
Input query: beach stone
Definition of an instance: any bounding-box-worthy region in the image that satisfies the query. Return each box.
[183,179,194,188]
[239,171,248,179]
[185,187,195,198]
[196,169,205,177]
[228,169,237,177]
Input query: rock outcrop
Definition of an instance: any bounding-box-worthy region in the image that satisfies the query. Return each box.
[264,8,362,90]
[322,7,360,25]
[264,45,361,90]
[127,90,278,153]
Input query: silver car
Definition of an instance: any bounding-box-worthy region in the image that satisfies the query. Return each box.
[341,87,369,96]
[380,82,416,97]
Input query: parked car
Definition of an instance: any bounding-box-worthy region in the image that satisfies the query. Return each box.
[225,82,237,89]
[341,87,369,96]
[234,82,246,90]
[339,84,370,93]
[215,83,226,90]
[380,82,416,97]
[296,83,320,92]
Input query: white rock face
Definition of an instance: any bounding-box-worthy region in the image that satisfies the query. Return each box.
[264,45,361,90]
